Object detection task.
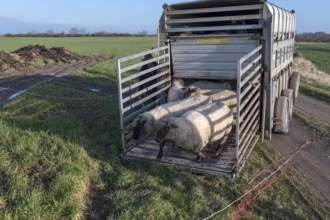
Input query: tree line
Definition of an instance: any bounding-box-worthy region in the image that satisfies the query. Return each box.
[295,32,330,42]
[2,28,153,37]
[2,28,330,41]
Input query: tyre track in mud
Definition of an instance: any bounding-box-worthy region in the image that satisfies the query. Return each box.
[0,57,108,106]
[268,94,330,211]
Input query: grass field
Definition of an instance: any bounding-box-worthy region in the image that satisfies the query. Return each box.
[296,42,330,75]
[0,37,328,219]
[295,43,330,102]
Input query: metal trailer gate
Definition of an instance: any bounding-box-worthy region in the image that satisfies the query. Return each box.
[235,45,262,174]
[117,46,171,150]
[117,44,262,178]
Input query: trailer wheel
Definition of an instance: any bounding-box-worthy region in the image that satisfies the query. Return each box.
[290,72,300,100]
[274,96,289,134]
[282,89,294,121]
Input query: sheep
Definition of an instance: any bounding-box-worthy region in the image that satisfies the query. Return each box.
[132,94,211,140]
[188,80,232,91]
[167,78,189,102]
[180,88,237,113]
[203,89,237,113]
[155,102,233,161]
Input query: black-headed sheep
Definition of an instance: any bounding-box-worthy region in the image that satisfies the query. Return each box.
[155,102,233,161]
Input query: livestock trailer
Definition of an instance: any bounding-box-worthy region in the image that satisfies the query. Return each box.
[117,0,298,178]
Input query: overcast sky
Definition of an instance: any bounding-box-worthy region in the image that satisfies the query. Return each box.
[0,0,329,34]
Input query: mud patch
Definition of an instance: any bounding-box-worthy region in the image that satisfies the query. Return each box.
[0,45,76,71]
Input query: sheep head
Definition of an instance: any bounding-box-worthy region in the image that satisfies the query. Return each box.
[155,120,179,142]
[132,116,148,140]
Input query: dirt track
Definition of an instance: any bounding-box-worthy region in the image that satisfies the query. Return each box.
[268,94,330,210]
[0,57,105,106]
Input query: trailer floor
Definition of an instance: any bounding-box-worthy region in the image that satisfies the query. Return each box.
[122,138,240,178]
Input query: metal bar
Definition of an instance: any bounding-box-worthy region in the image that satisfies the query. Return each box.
[119,45,169,63]
[123,85,170,113]
[166,4,263,16]
[261,88,266,143]
[121,62,169,83]
[239,121,259,162]
[125,131,133,141]
[171,33,256,39]
[239,98,260,126]
[239,104,260,139]
[241,64,261,87]
[272,58,293,78]
[117,59,126,150]
[167,24,262,33]
[239,118,259,154]
[235,58,242,169]
[240,75,260,98]
[123,94,167,124]
[120,54,169,74]
[239,124,259,161]
[239,45,262,63]
[122,77,171,104]
[122,69,170,93]
[166,15,262,24]
[241,54,262,75]
[240,84,260,110]
[124,123,133,132]
[236,135,259,175]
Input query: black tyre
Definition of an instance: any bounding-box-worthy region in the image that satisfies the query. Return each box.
[282,89,294,121]
[290,72,300,100]
[274,96,289,134]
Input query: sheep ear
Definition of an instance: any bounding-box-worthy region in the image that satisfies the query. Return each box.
[170,123,179,128]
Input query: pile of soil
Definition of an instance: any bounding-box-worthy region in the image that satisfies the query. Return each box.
[0,45,75,71]
[293,53,330,87]
[0,50,25,71]
[14,45,73,62]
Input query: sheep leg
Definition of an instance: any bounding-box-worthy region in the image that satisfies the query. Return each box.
[196,151,206,162]
[157,140,166,160]
[215,135,229,157]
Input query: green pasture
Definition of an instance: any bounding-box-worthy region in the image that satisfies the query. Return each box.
[295,43,330,102]
[296,42,330,75]
[0,37,157,56]
[0,37,328,219]
[0,37,157,78]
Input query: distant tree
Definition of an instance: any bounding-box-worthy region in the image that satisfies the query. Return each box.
[138,30,148,36]
[46,29,55,35]
[296,32,330,42]
[69,27,80,35]
[27,29,39,35]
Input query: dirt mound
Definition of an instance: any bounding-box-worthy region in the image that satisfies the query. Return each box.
[14,45,73,62]
[0,50,25,71]
[293,56,330,87]
[0,45,75,72]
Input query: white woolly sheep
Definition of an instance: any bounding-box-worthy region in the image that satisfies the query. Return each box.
[155,102,233,160]
[132,95,211,140]
[180,88,237,113]
[188,80,232,91]
[203,89,237,113]
[168,80,233,101]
